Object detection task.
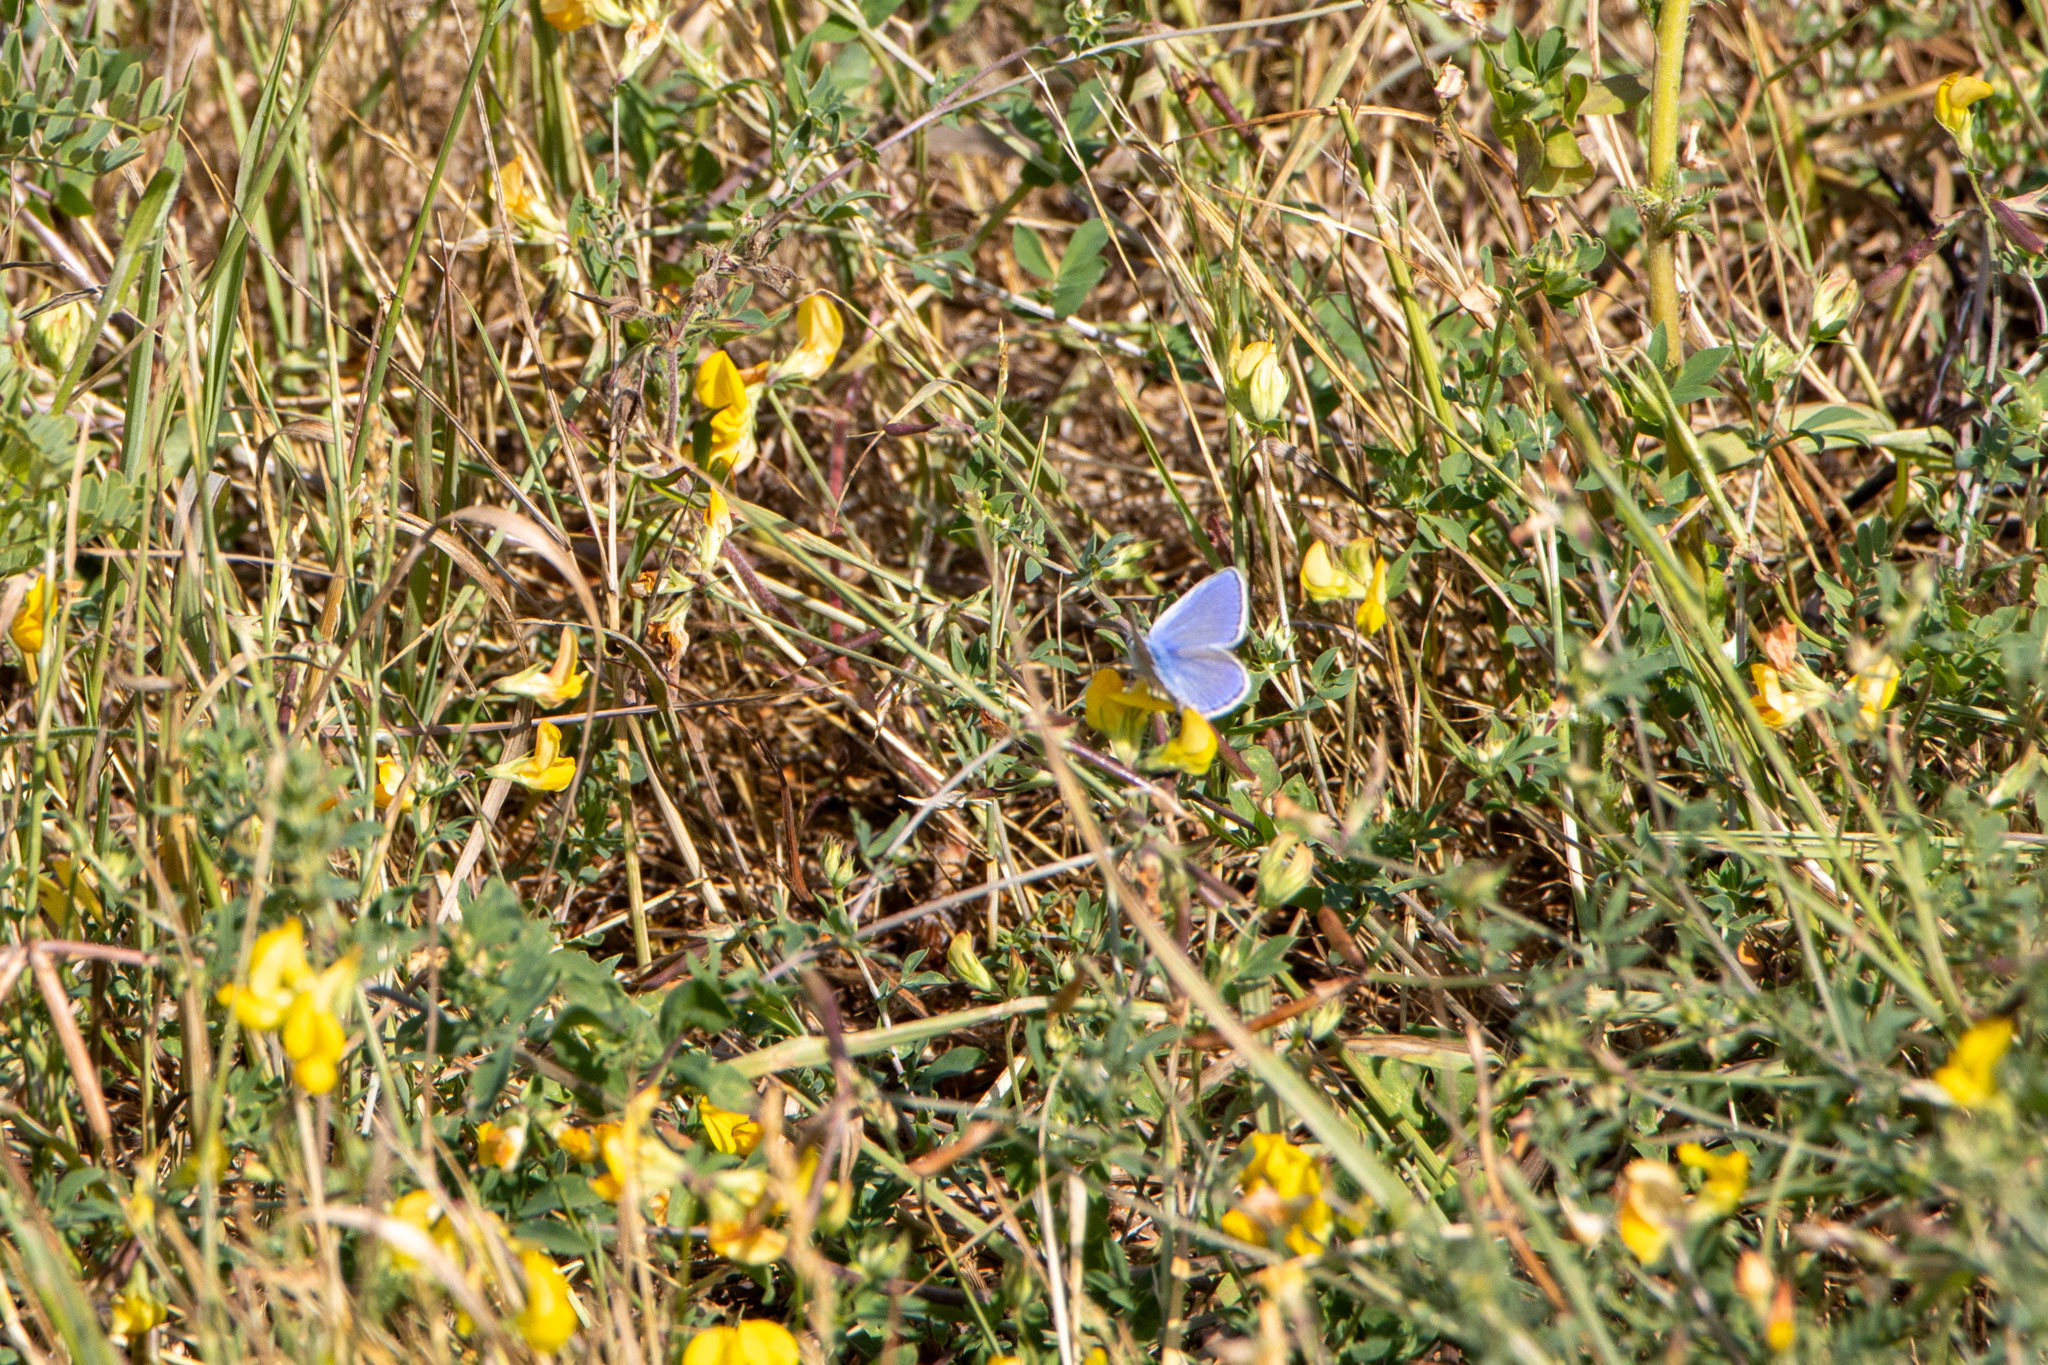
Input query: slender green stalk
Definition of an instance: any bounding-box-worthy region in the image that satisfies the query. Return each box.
[1644,0,1694,368]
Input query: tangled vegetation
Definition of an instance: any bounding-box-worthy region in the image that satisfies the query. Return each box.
[1,0,2046,1358]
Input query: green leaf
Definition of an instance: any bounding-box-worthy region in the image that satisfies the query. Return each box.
[1011,223,1053,280]
[1580,72,1650,116]
[1669,344,1732,405]
[1050,217,1108,319]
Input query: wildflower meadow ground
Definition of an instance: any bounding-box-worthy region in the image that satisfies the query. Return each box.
[0,0,2046,1359]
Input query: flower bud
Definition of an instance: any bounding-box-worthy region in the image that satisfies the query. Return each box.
[947,930,998,993]
[1809,267,1860,343]
[1228,340,1291,426]
[1735,1251,1776,1315]
[818,835,857,891]
[1256,834,1315,907]
[25,296,92,373]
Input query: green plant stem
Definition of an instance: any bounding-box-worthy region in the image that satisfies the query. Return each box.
[1644,0,1693,368]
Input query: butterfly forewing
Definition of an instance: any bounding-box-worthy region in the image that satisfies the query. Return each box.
[1145,567,1248,649]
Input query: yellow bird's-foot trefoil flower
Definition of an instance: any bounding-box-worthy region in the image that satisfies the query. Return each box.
[476,1119,528,1172]
[515,1249,581,1353]
[1616,1158,1684,1265]
[1935,72,1995,156]
[1676,1142,1748,1218]
[699,1099,764,1156]
[495,626,588,708]
[374,754,415,811]
[1749,662,1831,729]
[1219,1131,1332,1256]
[1934,1014,2014,1107]
[1144,709,1218,777]
[498,150,567,240]
[696,349,766,479]
[281,954,358,1094]
[591,1087,688,1220]
[1848,646,1900,736]
[1083,667,1175,764]
[766,294,844,384]
[107,1265,167,1343]
[485,720,579,792]
[1300,540,1388,634]
[217,920,312,1031]
[540,0,631,30]
[683,1321,801,1365]
[10,573,47,658]
[705,1167,789,1263]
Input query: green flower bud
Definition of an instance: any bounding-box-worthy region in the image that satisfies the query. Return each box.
[947,930,997,993]
[1256,834,1315,907]
[1228,340,1291,426]
[818,835,857,891]
[25,295,92,372]
[1809,267,1860,343]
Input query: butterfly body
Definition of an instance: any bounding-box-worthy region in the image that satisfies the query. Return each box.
[1129,567,1253,718]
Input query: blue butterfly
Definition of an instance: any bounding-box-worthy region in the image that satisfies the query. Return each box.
[1128,567,1253,718]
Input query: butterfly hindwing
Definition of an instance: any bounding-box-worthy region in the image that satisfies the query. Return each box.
[1147,644,1252,718]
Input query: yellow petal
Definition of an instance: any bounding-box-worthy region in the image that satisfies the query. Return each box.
[218,921,312,1031]
[699,1100,764,1156]
[9,574,46,655]
[1935,72,1994,134]
[1354,554,1388,635]
[1935,1015,2014,1107]
[516,1249,581,1353]
[1143,708,1218,776]
[496,627,588,707]
[1300,540,1365,602]
[769,294,844,383]
[1617,1159,1683,1265]
[374,755,415,811]
[484,720,579,791]
[684,1322,801,1365]
[1677,1142,1748,1216]
[696,349,749,412]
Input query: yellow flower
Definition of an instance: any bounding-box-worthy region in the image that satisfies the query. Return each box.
[107,1267,166,1342]
[1219,1131,1332,1256]
[477,1120,528,1172]
[555,1122,603,1163]
[767,294,844,384]
[217,920,312,1031]
[515,1249,580,1354]
[281,955,357,1094]
[1676,1142,1748,1217]
[1083,667,1175,763]
[495,626,588,708]
[9,574,46,657]
[696,349,764,479]
[484,720,579,791]
[1228,340,1291,425]
[1934,1015,2014,1107]
[1300,540,1365,602]
[539,0,631,29]
[706,1168,788,1262]
[1849,650,1900,734]
[374,754,415,811]
[388,1189,458,1271]
[1934,72,1994,139]
[1353,553,1389,635]
[1615,1159,1683,1266]
[683,1321,801,1365]
[592,1088,688,1213]
[1749,662,1830,729]
[498,150,566,239]
[699,1100,764,1156]
[1300,541,1388,635]
[1144,708,1218,777]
